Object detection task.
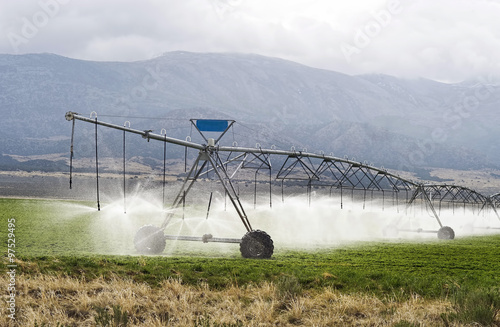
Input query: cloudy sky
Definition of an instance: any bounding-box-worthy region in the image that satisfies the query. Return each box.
[0,0,499,82]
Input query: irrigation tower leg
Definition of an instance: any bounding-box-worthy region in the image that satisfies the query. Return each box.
[480,198,500,222]
[404,185,454,239]
[160,152,208,229]
[160,150,253,233]
[207,152,253,232]
[407,185,443,228]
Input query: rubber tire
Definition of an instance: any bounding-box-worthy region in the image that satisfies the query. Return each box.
[134,225,166,254]
[240,230,274,259]
[437,226,455,240]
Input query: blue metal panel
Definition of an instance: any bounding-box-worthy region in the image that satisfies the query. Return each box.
[196,120,229,132]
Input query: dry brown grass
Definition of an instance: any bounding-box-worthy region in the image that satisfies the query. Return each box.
[429,168,500,194]
[1,273,461,326]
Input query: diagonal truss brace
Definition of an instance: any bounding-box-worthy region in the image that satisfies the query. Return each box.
[276,154,319,181]
[202,151,272,179]
[160,149,253,232]
[314,159,414,191]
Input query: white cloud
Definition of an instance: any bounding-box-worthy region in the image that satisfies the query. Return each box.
[0,0,499,81]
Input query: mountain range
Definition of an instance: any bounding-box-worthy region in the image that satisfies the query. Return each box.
[0,51,499,175]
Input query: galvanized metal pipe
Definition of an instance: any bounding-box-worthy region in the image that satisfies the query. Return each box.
[66,112,205,150]
[66,111,416,187]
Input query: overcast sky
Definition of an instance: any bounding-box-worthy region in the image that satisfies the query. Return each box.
[1,0,499,82]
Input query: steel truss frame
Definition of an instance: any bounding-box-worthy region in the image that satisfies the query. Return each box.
[407,184,500,222]
[490,193,500,208]
[65,112,500,249]
[312,159,415,191]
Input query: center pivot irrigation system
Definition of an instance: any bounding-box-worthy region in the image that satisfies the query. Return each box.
[65,112,500,258]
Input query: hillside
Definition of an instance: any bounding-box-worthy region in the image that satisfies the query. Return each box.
[1,52,499,173]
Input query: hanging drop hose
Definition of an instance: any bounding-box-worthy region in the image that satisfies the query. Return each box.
[206,163,212,219]
[123,121,131,214]
[269,168,272,208]
[382,190,385,211]
[69,118,75,189]
[184,147,187,173]
[162,131,167,209]
[281,179,284,203]
[123,129,126,214]
[395,191,399,213]
[340,183,343,209]
[206,192,213,220]
[94,117,100,211]
[184,135,191,173]
[185,132,192,173]
[182,190,186,219]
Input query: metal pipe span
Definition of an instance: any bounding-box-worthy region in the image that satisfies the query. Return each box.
[66,111,416,186]
[66,112,205,150]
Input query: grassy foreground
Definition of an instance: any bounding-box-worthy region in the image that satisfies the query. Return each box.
[1,198,500,326]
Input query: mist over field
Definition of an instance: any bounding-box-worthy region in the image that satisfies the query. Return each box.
[70,190,500,256]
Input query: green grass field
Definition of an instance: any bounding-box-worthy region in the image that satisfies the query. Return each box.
[1,197,499,297]
[1,198,500,325]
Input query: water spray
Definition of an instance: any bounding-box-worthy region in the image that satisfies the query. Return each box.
[65,112,500,258]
